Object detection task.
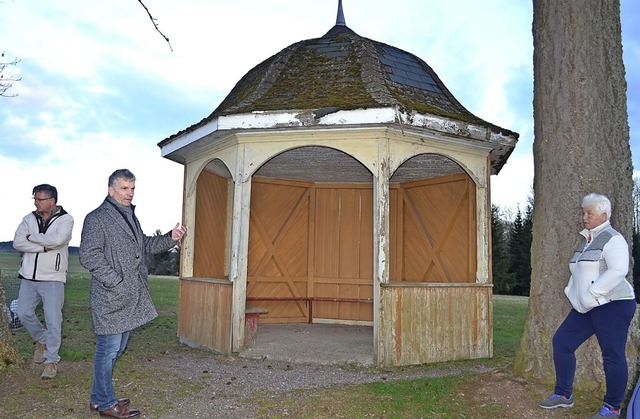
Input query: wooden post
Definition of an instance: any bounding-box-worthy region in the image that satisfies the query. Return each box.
[244,307,269,348]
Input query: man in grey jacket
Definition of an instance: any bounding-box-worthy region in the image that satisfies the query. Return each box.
[79,169,186,419]
[14,183,74,379]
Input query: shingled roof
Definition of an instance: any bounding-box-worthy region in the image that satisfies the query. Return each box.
[159,1,518,173]
[218,26,464,117]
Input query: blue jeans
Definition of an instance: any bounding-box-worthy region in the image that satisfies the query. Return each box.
[17,280,64,364]
[91,332,130,411]
[552,299,636,409]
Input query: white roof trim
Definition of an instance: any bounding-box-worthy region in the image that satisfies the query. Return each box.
[160,107,515,157]
[160,119,219,157]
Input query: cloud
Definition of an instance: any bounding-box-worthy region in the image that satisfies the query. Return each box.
[1,133,183,246]
[0,0,637,248]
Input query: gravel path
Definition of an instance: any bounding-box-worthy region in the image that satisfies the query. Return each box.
[153,351,493,418]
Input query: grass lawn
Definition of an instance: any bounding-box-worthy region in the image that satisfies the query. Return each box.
[1,252,181,360]
[0,251,545,418]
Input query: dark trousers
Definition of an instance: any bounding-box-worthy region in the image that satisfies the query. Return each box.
[553,299,636,409]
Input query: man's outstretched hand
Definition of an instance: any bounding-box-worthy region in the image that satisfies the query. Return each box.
[171,223,187,241]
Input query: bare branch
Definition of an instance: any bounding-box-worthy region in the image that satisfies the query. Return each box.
[0,52,21,98]
[137,0,173,51]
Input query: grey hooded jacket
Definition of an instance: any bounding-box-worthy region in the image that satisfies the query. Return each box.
[79,197,176,335]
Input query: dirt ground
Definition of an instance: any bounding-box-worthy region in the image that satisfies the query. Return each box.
[0,324,610,418]
[462,368,601,418]
[0,353,606,418]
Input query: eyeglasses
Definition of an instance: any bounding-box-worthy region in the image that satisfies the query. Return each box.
[33,197,53,202]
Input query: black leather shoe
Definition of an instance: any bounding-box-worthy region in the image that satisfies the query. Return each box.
[98,404,140,418]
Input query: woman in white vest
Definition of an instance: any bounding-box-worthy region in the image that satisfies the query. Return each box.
[539,193,636,418]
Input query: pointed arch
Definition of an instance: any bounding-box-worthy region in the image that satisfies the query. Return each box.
[192,159,233,278]
[389,154,477,283]
[248,145,374,323]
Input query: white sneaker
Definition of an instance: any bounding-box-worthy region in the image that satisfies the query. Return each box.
[41,363,57,379]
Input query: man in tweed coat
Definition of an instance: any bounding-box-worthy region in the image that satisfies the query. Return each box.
[79,169,186,419]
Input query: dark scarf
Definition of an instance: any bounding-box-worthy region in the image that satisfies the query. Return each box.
[105,196,141,242]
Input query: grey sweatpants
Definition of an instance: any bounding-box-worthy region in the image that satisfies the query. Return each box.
[17,279,64,364]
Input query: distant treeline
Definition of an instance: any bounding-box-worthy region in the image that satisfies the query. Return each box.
[492,200,640,301]
[0,238,177,276]
[1,241,80,255]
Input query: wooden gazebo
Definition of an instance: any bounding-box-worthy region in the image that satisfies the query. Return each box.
[158,1,518,366]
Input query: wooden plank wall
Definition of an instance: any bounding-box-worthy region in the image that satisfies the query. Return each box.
[193,170,230,279]
[391,173,476,283]
[313,185,374,322]
[247,178,374,323]
[178,169,232,353]
[247,173,476,324]
[182,168,488,363]
[248,178,312,322]
[379,283,492,365]
[177,278,233,353]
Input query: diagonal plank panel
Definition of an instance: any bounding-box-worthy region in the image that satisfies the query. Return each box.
[393,173,476,283]
[248,178,312,320]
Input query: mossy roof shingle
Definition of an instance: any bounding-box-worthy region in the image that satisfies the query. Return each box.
[162,23,518,144]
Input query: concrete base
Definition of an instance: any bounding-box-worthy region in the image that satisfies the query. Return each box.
[238,323,374,366]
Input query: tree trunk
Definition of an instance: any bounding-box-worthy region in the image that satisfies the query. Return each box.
[514,0,638,393]
[0,273,24,370]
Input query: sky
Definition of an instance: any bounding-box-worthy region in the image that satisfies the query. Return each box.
[1,0,639,246]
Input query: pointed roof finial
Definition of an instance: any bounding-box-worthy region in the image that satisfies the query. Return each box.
[336,0,346,26]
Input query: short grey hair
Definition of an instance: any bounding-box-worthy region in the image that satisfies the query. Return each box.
[32,184,58,202]
[108,169,136,187]
[581,193,611,219]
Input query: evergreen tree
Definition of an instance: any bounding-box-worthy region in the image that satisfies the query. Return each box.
[508,205,532,296]
[521,202,533,294]
[634,176,640,302]
[491,205,516,294]
[633,231,640,302]
[633,176,640,232]
[146,229,180,276]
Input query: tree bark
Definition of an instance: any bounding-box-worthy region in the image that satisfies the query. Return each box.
[0,274,24,370]
[514,0,638,393]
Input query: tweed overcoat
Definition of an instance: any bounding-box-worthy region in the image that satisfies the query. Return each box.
[79,197,176,335]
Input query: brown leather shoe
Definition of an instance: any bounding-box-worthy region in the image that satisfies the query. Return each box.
[98,403,140,418]
[90,398,131,413]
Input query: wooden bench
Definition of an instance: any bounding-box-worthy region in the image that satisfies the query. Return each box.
[246,297,373,323]
[244,306,269,348]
